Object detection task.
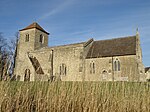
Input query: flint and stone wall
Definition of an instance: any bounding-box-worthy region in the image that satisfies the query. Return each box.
[85,55,140,81]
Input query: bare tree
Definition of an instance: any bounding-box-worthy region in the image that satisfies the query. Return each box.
[13,32,19,73]
[0,33,9,80]
[0,32,19,81]
[6,32,19,80]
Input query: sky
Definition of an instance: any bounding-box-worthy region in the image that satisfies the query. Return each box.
[0,0,150,66]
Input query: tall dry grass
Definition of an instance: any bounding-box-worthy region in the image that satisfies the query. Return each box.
[0,81,149,112]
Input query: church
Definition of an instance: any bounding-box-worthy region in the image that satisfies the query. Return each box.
[14,22,146,81]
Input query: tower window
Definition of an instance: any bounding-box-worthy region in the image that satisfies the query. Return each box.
[25,34,29,42]
[114,59,121,71]
[39,34,44,43]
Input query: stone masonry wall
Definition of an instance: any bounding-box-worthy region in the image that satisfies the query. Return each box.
[14,28,49,81]
[85,55,139,81]
[14,29,36,81]
[30,43,85,81]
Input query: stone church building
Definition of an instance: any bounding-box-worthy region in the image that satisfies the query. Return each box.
[14,22,146,81]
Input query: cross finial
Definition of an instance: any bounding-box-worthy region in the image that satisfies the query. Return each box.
[136,27,139,35]
[136,27,138,32]
[33,18,37,23]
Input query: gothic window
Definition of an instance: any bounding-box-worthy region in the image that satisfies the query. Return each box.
[114,59,121,71]
[60,66,62,75]
[114,61,117,71]
[93,63,95,73]
[64,66,67,75]
[118,61,120,71]
[39,34,44,43]
[60,63,67,75]
[90,63,92,74]
[25,34,29,42]
[90,61,95,74]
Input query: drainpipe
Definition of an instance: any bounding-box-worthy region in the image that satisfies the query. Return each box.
[51,50,54,76]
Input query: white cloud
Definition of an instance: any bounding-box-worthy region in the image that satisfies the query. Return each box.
[38,0,75,20]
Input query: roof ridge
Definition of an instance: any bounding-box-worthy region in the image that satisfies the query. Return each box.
[49,41,85,48]
[94,35,136,42]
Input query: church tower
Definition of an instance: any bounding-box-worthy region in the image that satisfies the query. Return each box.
[14,22,49,81]
[19,22,49,51]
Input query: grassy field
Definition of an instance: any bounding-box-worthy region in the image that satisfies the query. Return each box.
[0,81,149,112]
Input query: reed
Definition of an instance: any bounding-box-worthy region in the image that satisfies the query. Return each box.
[0,81,149,112]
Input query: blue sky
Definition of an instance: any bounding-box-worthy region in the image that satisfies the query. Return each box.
[0,0,150,66]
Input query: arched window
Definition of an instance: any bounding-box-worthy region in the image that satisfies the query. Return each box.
[39,34,44,43]
[114,61,117,71]
[90,63,92,74]
[93,62,95,73]
[60,66,62,75]
[60,63,67,75]
[25,34,29,42]
[79,63,83,72]
[114,59,121,71]
[118,61,120,71]
[24,69,30,81]
[90,61,95,74]
[64,66,67,75]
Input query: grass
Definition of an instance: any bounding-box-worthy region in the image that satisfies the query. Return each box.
[0,81,149,112]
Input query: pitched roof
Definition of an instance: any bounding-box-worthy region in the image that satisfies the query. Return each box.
[20,22,49,35]
[86,36,136,58]
[145,67,150,73]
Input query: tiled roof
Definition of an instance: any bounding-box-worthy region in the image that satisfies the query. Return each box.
[20,22,49,35]
[145,67,150,73]
[86,36,136,58]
